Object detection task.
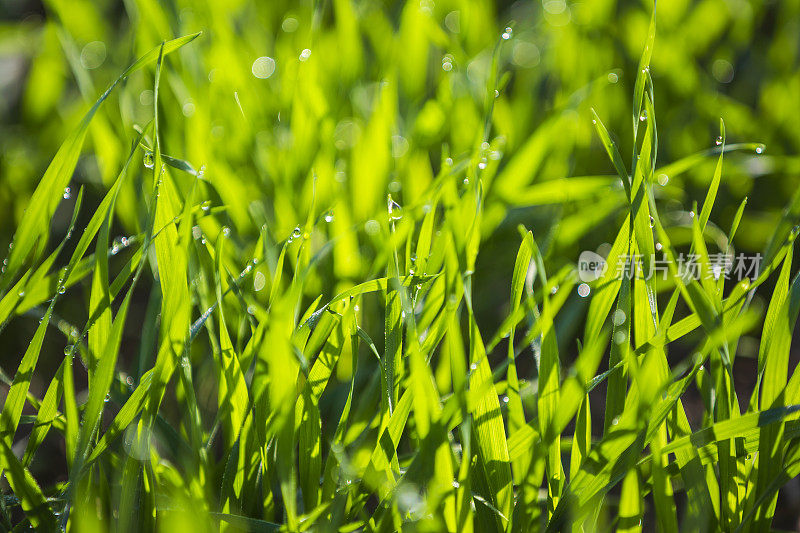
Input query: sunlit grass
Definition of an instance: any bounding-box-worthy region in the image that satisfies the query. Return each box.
[1,1,800,531]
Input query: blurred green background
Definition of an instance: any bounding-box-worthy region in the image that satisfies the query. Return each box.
[2,0,799,366]
[1,0,799,525]
[2,0,799,284]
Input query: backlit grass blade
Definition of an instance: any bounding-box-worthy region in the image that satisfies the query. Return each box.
[22,359,65,466]
[0,439,58,529]
[507,229,533,469]
[631,3,655,159]
[591,110,631,199]
[0,303,55,450]
[617,469,642,533]
[751,268,800,530]
[698,119,726,232]
[466,308,513,529]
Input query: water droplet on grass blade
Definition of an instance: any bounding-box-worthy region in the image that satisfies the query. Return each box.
[143,151,154,169]
[715,136,723,146]
[501,27,513,40]
[577,283,590,297]
[290,226,302,242]
[63,187,71,199]
[388,194,402,221]
[253,271,266,291]
[442,55,454,71]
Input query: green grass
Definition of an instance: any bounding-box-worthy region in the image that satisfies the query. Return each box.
[1,0,800,531]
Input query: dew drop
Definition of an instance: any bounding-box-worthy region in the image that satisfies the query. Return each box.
[577,283,590,297]
[755,146,764,154]
[612,309,626,326]
[143,151,155,169]
[63,187,71,200]
[299,48,311,61]
[657,173,669,186]
[253,271,266,292]
[470,363,477,371]
[715,136,723,146]
[501,27,513,40]
[550,285,559,295]
[58,285,66,295]
[324,212,334,223]
[222,226,231,237]
[463,178,470,185]
[649,216,655,228]
[64,345,73,356]
[502,395,509,403]
[639,110,647,122]
[388,194,402,221]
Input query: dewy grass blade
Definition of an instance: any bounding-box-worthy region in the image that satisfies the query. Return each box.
[0,34,199,292]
